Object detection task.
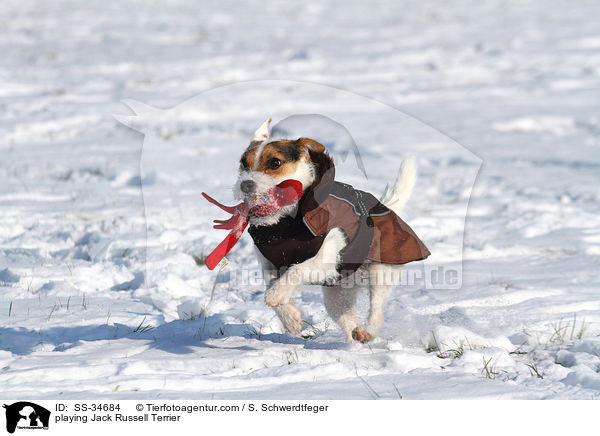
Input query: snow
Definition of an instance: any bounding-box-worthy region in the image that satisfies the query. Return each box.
[1,0,599,400]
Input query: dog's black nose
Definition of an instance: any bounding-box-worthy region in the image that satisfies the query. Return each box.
[240,180,256,194]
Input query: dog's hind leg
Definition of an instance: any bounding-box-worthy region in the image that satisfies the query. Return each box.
[272,301,303,335]
[352,263,400,343]
[323,284,360,342]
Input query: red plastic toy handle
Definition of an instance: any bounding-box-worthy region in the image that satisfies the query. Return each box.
[202,179,302,270]
[204,219,248,270]
[201,192,238,214]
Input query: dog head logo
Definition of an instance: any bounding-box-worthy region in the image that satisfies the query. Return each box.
[3,402,50,434]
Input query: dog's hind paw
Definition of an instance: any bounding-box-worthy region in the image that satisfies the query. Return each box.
[352,327,373,343]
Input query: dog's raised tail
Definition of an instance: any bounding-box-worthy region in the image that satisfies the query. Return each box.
[380,157,417,217]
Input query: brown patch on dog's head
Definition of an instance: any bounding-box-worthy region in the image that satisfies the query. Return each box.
[240,137,327,179]
[239,142,260,170]
[296,138,325,154]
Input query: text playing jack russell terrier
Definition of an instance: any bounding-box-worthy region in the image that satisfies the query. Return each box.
[206,118,430,343]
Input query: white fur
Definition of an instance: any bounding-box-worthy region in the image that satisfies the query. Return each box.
[288,159,316,193]
[272,302,303,335]
[253,118,271,142]
[322,283,360,341]
[363,263,400,337]
[380,157,416,216]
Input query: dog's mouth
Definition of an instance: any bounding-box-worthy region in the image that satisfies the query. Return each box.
[246,192,282,218]
[247,181,302,218]
[202,179,303,269]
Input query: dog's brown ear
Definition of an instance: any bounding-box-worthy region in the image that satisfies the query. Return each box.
[297,138,325,153]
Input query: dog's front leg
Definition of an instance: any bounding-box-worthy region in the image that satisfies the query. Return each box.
[255,247,303,334]
[272,302,303,335]
[264,228,347,307]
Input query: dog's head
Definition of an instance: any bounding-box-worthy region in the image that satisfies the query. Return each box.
[234,118,328,226]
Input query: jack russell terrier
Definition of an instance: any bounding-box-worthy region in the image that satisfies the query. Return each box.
[233,118,430,343]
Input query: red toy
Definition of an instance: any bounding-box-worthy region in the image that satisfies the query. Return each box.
[202,179,303,270]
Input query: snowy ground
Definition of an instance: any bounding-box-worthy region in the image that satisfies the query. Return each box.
[1,0,599,399]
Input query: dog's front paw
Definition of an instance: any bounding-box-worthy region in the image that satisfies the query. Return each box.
[285,311,303,335]
[264,282,292,307]
[274,302,303,335]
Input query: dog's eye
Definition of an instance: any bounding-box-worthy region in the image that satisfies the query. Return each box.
[267,158,282,169]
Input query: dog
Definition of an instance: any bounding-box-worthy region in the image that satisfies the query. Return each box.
[234,119,430,343]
